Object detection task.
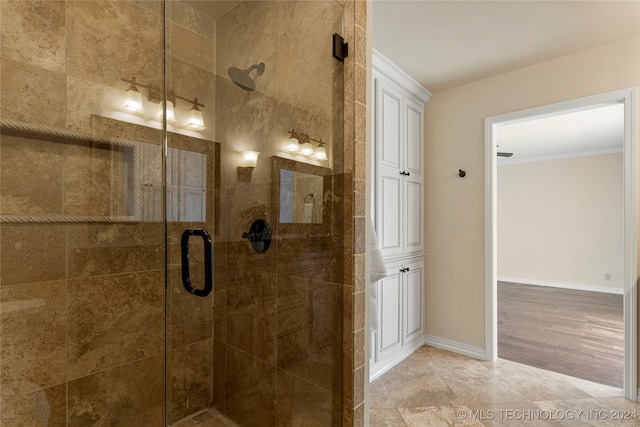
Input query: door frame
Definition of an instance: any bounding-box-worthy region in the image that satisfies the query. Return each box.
[484,88,638,400]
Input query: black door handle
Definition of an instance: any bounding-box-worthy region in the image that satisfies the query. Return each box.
[181,229,213,297]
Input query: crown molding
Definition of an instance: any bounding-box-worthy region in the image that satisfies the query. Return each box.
[373,48,432,103]
[497,147,623,166]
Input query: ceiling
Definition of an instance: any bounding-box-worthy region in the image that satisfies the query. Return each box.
[373,0,640,93]
[496,103,624,164]
[373,0,638,161]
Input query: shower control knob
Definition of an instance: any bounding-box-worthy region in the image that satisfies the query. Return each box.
[241,219,272,253]
[241,232,257,241]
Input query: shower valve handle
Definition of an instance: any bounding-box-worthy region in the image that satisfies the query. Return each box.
[242,231,257,241]
[241,219,272,253]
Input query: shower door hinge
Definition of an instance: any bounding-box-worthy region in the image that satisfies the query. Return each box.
[333,33,348,62]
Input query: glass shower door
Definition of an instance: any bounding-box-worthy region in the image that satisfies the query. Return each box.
[1,0,345,425]
[166,0,346,425]
[0,0,167,425]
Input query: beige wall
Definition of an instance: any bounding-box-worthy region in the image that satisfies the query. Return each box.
[424,35,640,349]
[498,154,624,292]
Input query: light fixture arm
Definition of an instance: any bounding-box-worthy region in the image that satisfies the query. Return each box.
[121,77,204,109]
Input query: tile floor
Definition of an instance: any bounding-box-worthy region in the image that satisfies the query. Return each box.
[172,407,238,427]
[171,345,640,426]
[370,346,640,426]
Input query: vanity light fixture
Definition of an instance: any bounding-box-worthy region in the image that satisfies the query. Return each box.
[285,131,300,153]
[243,150,260,168]
[121,77,206,131]
[157,99,176,123]
[314,140,327,160]
[299,135,314,156]
[185,98,206,130]
[238,150,260,182]
[284,129,328,161]
[122,77,144,114]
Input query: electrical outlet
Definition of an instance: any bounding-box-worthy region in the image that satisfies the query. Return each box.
[605,273,612,281]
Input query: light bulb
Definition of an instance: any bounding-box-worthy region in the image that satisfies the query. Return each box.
[165,100,176,122]
[157,100,176,123]
[300,140,313,156]
[285,137,299,153]
[243,151,260,167]
[123,86,144,114]
[185,104,205,130]
[314,144,327,160]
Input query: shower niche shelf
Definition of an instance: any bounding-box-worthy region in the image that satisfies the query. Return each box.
[0,119,141,224]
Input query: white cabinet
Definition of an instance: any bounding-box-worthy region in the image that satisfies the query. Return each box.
[370,257,425,379]
[378,267,402,358]
[375,69,425,260]
[370,50,431,381]
[402,259,424,341]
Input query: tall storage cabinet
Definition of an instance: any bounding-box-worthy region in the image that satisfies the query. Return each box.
[370,50,431,380]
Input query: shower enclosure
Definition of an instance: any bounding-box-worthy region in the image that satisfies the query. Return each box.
[0,1,346,425]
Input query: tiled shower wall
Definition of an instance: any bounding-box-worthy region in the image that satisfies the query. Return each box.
[0,1,216,425]
[0,0,367,425]
[341,0,368,425]
[211,1,346,425]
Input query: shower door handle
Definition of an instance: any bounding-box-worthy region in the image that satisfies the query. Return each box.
[181,229,213,297]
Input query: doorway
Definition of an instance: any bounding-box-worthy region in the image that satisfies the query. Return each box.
[484,88,638,400]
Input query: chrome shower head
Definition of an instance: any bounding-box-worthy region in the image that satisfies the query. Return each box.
[227,62,266,92]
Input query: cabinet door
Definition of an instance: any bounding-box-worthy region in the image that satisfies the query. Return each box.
[404,98,423,176]
[402,97,424,255]
[376,78,404,258]
[378,270,402,357]
[403,176,422,255]
[403,259,424,341]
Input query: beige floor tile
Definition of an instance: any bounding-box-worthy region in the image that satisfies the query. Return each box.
[466,402,564,427]
[371,379,397,409]
[370,407,408,427]
[437,366,527,405]
[371,346,638,427]
[535,398,630,427]
[552,372,624,399]
[398,404,484,427]
[382,371,458,408]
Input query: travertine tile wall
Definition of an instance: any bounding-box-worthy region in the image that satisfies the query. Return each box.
[342,0,369,425]
[0,1,216,425]
[211,1,347,425]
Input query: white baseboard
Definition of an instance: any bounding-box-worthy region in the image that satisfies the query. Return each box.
[498,276,624,295]
[425,335,487,360]
[370,336,425,382]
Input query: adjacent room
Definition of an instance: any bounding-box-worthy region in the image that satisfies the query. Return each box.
[496,103,625,388]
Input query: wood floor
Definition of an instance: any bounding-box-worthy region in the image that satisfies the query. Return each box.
[498,281,623,388]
